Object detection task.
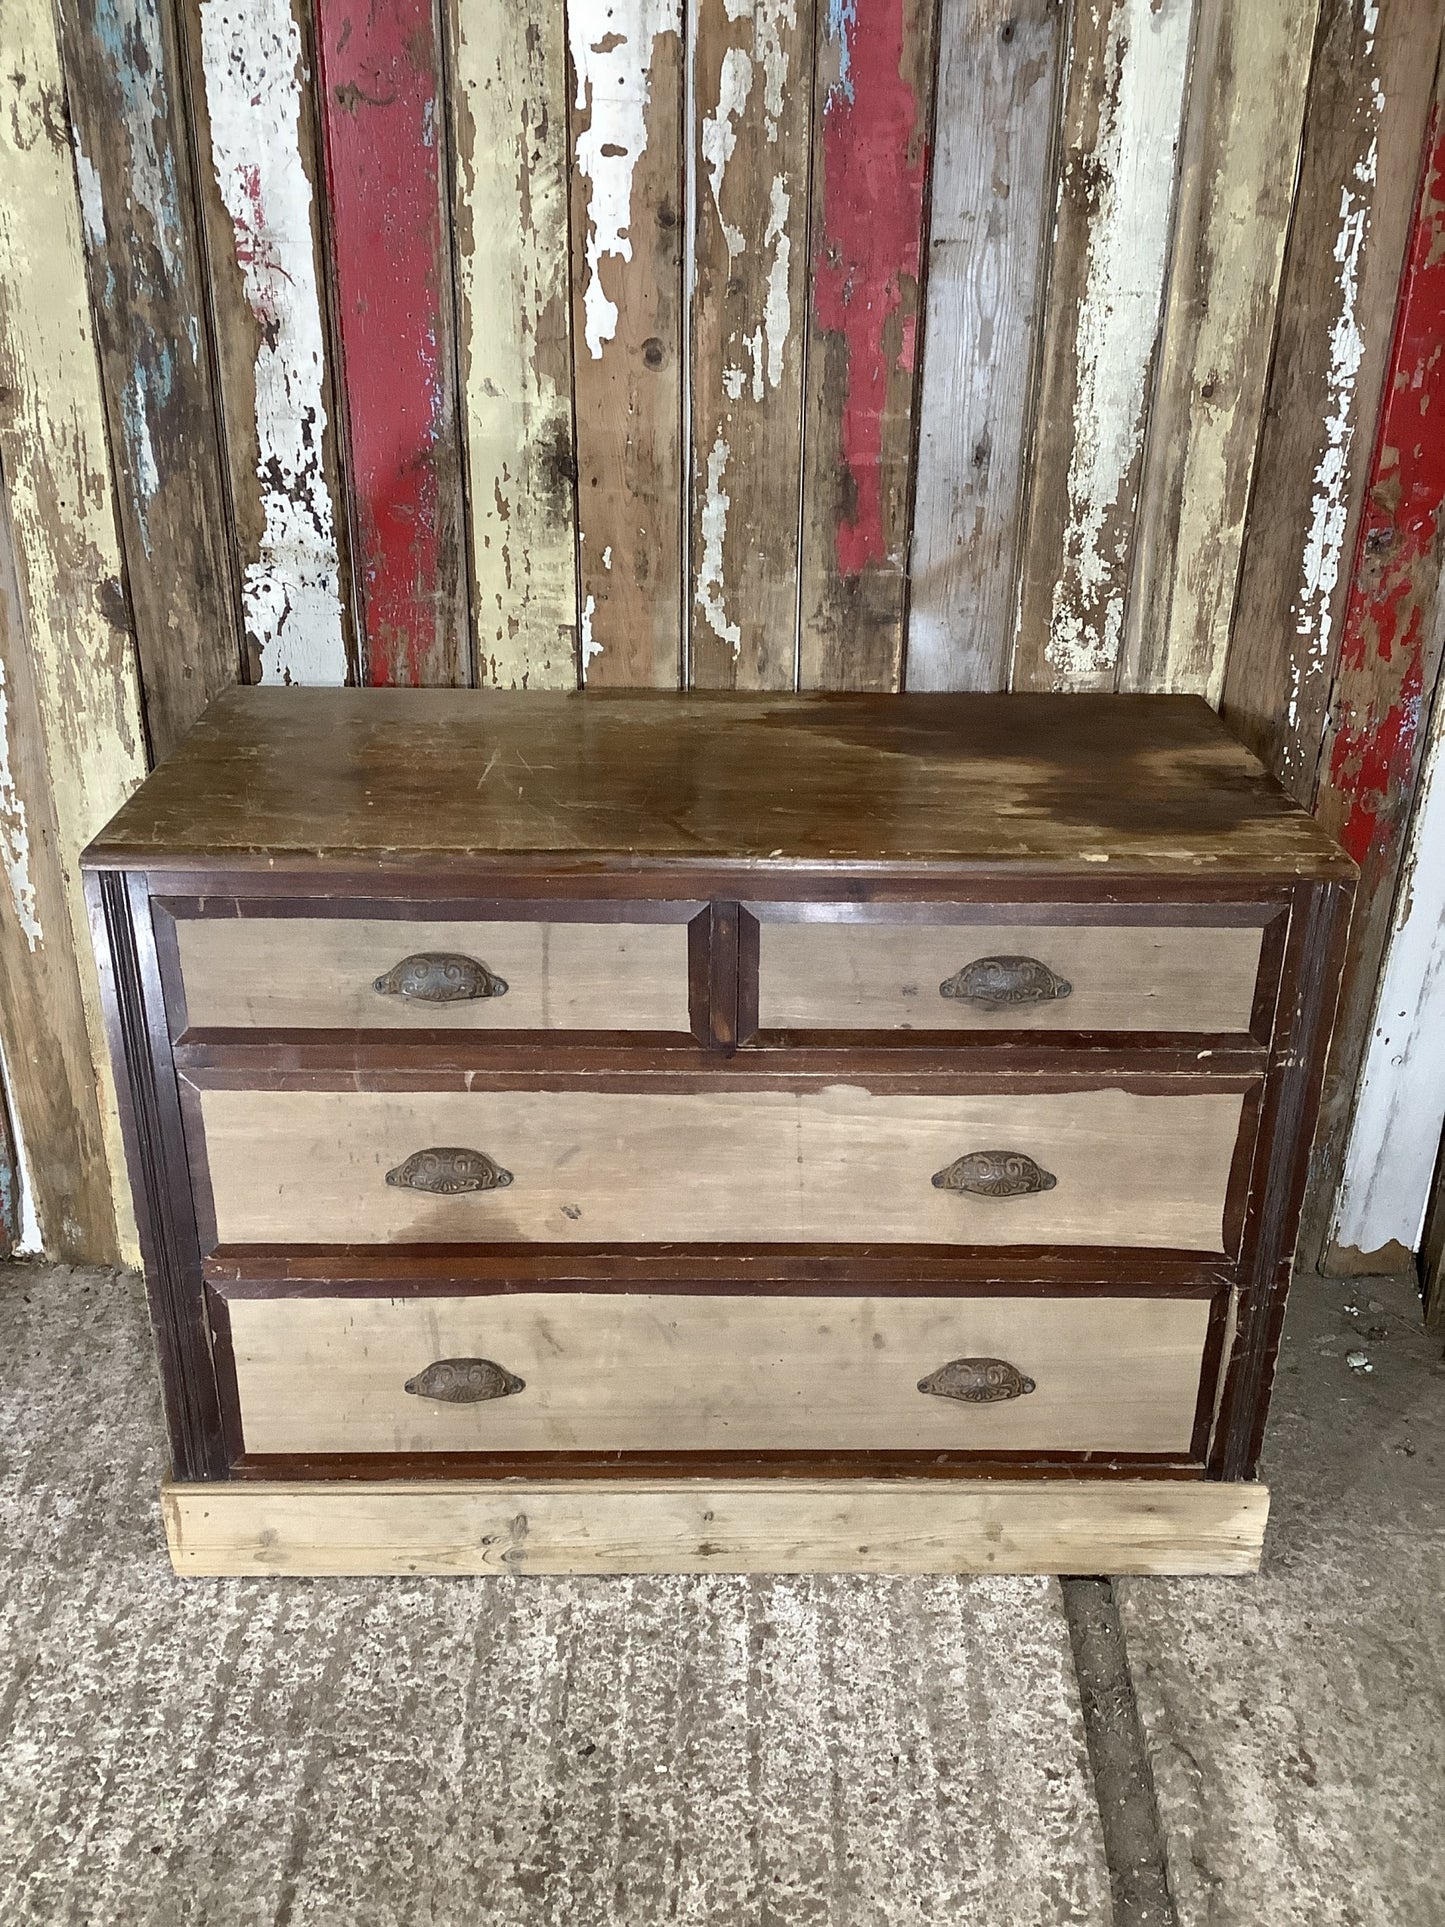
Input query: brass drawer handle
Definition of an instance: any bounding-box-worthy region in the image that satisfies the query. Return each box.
[405,1357,525,1403]
[918,1357,1037,1403]
[386,1147,514,1193]
[374,951,509,1002]
[932,1150,1057,1197]
[939,955,1071,1009]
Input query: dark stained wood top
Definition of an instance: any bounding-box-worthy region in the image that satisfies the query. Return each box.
[81,688,1353,879]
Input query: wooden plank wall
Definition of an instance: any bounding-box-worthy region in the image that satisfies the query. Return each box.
[1,0,1443,1268]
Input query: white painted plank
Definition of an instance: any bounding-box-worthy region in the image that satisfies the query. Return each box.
[197,0,349,684]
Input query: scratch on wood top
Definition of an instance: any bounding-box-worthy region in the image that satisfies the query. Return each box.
[198,0,349,684]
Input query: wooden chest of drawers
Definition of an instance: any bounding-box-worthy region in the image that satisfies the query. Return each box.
[83,689,1353,1576]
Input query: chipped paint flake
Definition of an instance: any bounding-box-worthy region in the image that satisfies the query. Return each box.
[200,0,347,682]
[696,434,741,657]
[0,659,41,950]
[568,0,683,359]
[580,594,603,675]
[73,148,106,249]
[1045,0,1193,687]
[702,45,753,258]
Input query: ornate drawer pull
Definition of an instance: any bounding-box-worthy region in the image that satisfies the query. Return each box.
[939,955,1071,1010]
[918,1357,1037,1403]
[374,952,508,1002]
[932,1150,1057,1197]
[405,1357,525,1403]
[385,1147,514,1193]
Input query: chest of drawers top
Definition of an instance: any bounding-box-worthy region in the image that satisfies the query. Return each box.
[84,686,1348,883]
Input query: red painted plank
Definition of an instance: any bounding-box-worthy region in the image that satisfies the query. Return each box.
[315,0,468,685]
[1317,107,1445,872]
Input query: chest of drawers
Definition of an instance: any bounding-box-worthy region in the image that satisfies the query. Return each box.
[83,689,1353,1576]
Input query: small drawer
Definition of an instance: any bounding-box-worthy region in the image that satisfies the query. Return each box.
[194,1084,1247,1251]
[220,1290,1213,1457]
[752,916,1268,1034]
[169,913,694,1032]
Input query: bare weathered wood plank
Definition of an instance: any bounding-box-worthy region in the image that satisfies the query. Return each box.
[0,5,149,1262]
[315,0,470,688]
[798,0,936,692]
[1301,94,1445,1272]
[184,0,355,684]
[451,0,578,689]
[906,0,1062,693]
[568,0,685,687]
[689,0,813,690]
[1222,0,1444,800]
[1121,0,1319,703]
[56,0,243,762]
[1011,0,1194,693]
[163,1477,1271,1577]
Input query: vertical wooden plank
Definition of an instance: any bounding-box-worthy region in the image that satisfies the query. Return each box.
[1301,94,1445,1272]
[185,0,354,684]
[0,481,116,1261]
[315,0,470,687]
[798,0,936,692]
[56,0,244,763]
[1332,669,1445,1265]
[0,9,149,1263]
[1120,0,1319,703]
[568,0,685,687]
[1221,0,1443,801]
[1011,0,1194,694]
[906,0,1062,693]
[688,0,813,690]
[451,0,578,689]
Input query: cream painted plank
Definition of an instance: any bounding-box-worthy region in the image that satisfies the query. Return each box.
[907,0,1063,691]
[1121,0,1319,702]
[177,916,693,1029]
[688,0,813,689]
[1012,0,1194,692]
[191,0,351,683]
[568,0,685,686]
[452,0,578,688]
[163,1476,1272,1575]
[0,5,149,1263]
[198,1086,1244,1248]
[755,920,1264,1032]
[229,1290,1210,1454]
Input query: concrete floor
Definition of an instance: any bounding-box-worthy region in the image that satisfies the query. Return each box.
[0,1262,1439,1925]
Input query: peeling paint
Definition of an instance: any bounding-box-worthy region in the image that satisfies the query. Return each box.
[696,434,741,656]
[702,45,753,259]
[73,147,106,249]
[568,0,683,359]
[0,659,42,950]
[1044,0,1193,687]
[199,0,348,683]
[580,593,603,676]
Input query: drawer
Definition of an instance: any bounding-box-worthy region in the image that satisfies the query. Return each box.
[751,916,1268,1033]
[221,1290,1213,1456]
[169,914,694,1031]
[195,1085,1246,1250]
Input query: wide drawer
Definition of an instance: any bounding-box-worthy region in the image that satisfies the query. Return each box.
[222,1291,1213,1455]
[752,917,1267,1033]
[195,1085,1246,1249]
[170,914,694,1031]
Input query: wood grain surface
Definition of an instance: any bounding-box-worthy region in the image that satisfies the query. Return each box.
[162,1475,1271,1574]
[82,688,1351,877]
[227,1290,1210,1454]
[451,0,578,689]
[196,1085,1244,1248]
[755,921,1265,1032]
[176,915,693,1030]
[907,0,1062,692]
[688,0,813,690]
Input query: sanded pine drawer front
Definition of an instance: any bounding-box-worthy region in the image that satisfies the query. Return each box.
[171,914,695,1031]
[752,916,1268,1034]
[196,1085,1246,1250]
[223,1291,1213,1456]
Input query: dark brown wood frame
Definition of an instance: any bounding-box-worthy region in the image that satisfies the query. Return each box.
[87,862,1352,1490]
